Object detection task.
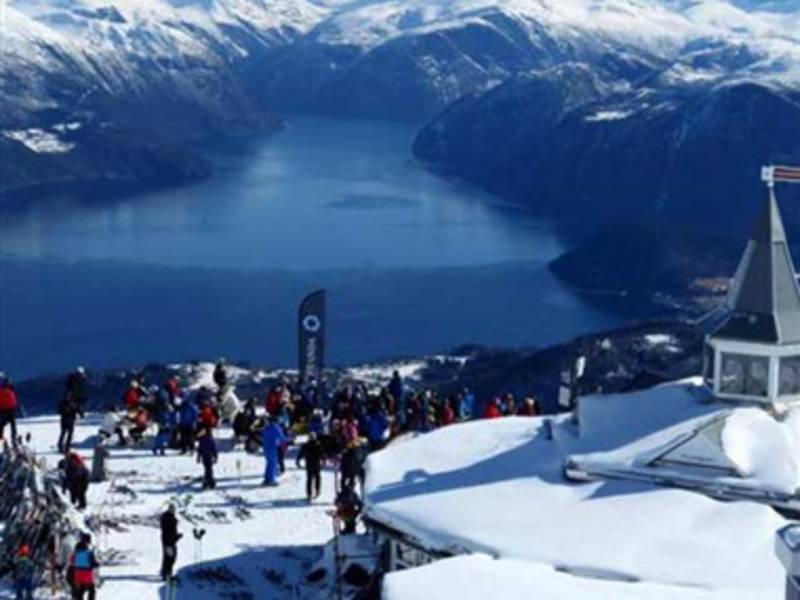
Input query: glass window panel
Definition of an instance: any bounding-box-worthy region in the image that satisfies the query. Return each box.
[720,353,768,397]
[780,357,800,396]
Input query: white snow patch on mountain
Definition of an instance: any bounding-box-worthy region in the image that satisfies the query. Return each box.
[3,129,75,153]
[585,109,635,122]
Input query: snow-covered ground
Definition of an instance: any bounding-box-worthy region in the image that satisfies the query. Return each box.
[5,415,340,599]
[366,379,788,599]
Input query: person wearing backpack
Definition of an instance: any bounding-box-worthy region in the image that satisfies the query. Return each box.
[67,533,98,600]
[61,452,90,510]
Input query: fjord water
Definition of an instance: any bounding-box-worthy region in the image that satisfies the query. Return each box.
[0,117,620,379]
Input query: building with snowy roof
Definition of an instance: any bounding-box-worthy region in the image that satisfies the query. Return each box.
[705,184,800,405]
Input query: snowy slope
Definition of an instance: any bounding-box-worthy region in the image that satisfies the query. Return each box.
[8,413,340,599]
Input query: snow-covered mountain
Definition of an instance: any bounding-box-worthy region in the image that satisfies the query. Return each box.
[3,0,800,200]
[250,0,800,118]
[1,0,322,198]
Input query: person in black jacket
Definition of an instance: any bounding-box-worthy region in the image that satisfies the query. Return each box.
[65,367,89,411]
[160,504,182,581]
[58,393,84,453]
[213,359,228,392]
[335,483,363,535]
[60,452,89,510]
[296,433,324,501]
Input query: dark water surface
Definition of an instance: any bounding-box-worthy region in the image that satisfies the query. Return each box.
[0,117,623,379]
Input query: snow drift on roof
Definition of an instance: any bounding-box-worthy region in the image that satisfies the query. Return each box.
[365,380,785,596]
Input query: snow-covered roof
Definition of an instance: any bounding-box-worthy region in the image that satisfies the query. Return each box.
[365,379,785,598]
[383,554,766,600]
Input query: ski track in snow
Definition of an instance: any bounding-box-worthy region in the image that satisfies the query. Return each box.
[3,416,338,600]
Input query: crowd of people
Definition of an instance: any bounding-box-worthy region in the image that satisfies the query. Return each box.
[0,362,542,597]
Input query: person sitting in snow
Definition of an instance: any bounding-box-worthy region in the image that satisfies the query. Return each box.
[197,428,218,490]
[13,543,34,600]
[67,533,98,600]
[261,416,290,486]
[99,405,127,447]
[335,483,363,535]
[127,407,151,444]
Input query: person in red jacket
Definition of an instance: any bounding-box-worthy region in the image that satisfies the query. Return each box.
[68,532,98,600]
[265,386,282,416]
[123,380,143,411]
[199,403,219,429]
[439,401,455,426]
[483,398,502,419]
[0,374,19,446]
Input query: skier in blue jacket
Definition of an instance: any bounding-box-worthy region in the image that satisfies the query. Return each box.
[262,417,290,486]
[178,397,199,454]
[365,410,389,451]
